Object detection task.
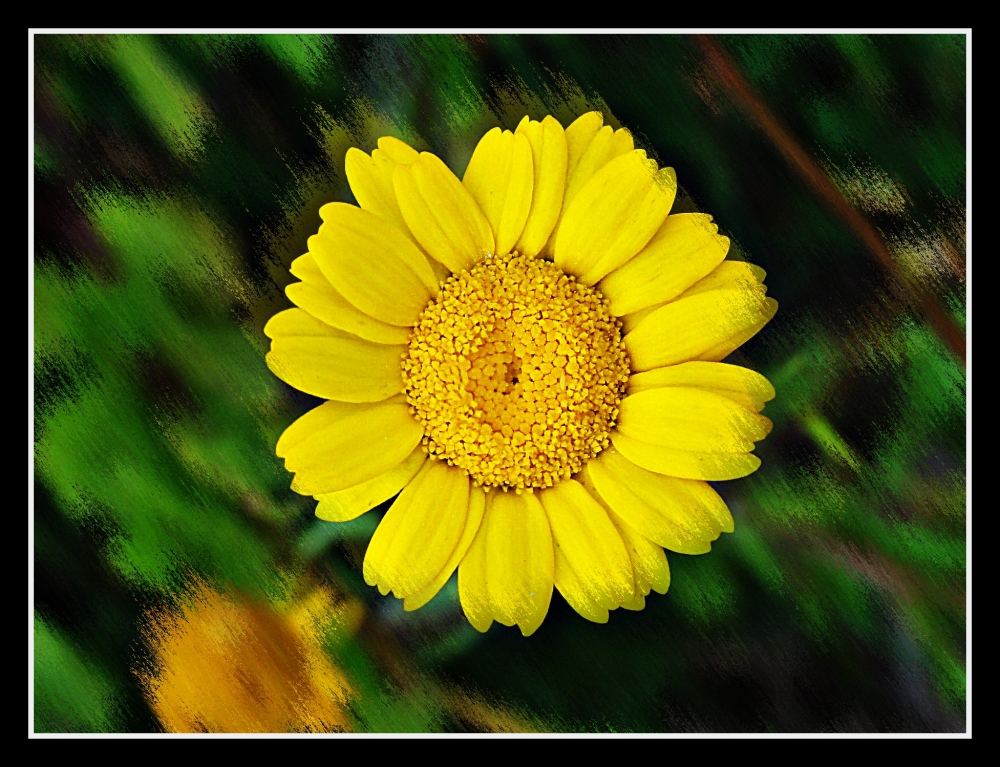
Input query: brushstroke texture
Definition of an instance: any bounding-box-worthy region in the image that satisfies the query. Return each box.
[33,34,966,733]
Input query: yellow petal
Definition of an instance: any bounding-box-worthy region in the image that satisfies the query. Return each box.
[404,487,486,612]
[677,260,766,299]
[275,398,378,460]
[539,480,634,612]
[344,138,446,281]
[314,447,427,522]
[580,167,678,286]
[345,140,433,250]
[458,498,494,633]
[288,252,323,282]
[483,490,554,637]
[573,471,661,609]
[583,462,712,554]
[264,309,406,402]
[619,302,662,335]
[627,360,776,413]
[283,402,423,495]
[553,546,609,624]
[617,387,772,453]
[697,298,779,362]
[394,152,494,272]
[624,288,775,371]
[377,135,419,164]
[286,255,412,345]
[462,127,534,257]
[344,146,408,230]
[587,448,732,552]
[620,593,647,611]
[554,151,676,285]
[600,214,729,316]
[609,511,671,596]
[264,305,343,341]
[310,203,437,327]
[621,261,773,366]
[623,295,777,359]
[514,115,568,257]
[564,111,604,182]
[564,124,635,213]
[611,431,762,481]
[603,449,734,536]
[363,460,470,599]
[545,120,636,256]
[427,258,452,284]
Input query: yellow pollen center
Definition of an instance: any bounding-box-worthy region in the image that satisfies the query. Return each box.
[401,252,630,490]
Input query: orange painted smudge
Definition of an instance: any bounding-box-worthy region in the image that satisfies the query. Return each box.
[139,580,352,733]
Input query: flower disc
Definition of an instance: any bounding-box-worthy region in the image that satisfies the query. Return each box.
[402,251,630,490]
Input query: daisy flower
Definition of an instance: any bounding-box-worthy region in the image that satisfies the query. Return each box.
[140,581,351,732]
[265,112,777,636]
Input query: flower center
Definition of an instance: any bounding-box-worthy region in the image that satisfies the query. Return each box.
[402,252,630,490]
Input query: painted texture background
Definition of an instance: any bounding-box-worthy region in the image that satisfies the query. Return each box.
[32,34,967,733]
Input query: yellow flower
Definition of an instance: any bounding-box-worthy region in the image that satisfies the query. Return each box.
[139,580,353,733]
[266,112,777,636]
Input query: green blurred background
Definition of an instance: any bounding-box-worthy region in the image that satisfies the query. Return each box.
[32,33,967,733]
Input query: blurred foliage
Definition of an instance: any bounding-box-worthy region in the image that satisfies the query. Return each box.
[33,34,966,733]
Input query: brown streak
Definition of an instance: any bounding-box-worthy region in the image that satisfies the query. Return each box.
[693,35,966,366]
